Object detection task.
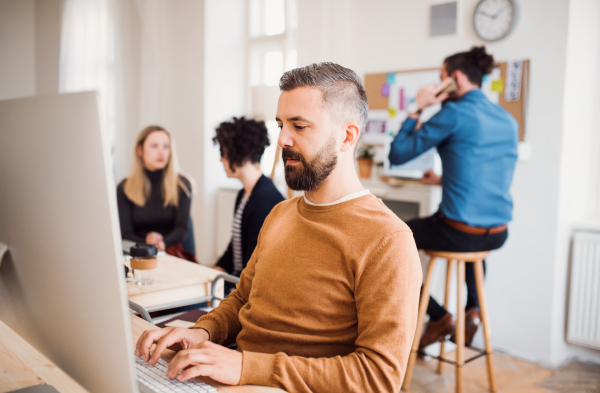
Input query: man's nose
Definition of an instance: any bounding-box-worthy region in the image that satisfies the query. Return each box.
[278,126,293,148]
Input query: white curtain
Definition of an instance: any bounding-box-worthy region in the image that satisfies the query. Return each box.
[59,0,115,144]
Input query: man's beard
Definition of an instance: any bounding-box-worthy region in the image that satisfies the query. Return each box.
[282,137,337,192]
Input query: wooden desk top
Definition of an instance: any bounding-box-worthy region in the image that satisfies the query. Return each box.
[127,256,223,311]
[0,316,284,393]
[131,316,285,393]
[0,319,88,393]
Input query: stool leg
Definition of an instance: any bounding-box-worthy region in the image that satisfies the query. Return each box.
[438,259,453,375]
[474,259,498,392]
[402,256,437,391]
[455,260,465,393]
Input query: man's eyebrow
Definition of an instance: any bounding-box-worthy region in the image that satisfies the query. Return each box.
[288,116,313,123]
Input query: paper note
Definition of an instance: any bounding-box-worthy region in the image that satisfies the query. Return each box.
[386,73,396,85]
[366,119,387,135]
[380,83,390,97]
[491,79,504,93]
[505,60,523,101]
[387,108,397,118]
[399,88,405,110]
[165,319,196,328]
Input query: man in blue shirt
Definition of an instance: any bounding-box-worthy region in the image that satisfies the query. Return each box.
[389,47,518,348]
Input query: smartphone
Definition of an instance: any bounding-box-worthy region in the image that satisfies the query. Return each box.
[436,77,458,97]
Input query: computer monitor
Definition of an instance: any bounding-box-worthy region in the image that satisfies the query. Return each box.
[383,137,442,179]
[0,92,138,392]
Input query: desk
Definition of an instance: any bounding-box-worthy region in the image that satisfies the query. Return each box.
[131,315,285,393]
[0,319,88,393]
[0,316,285,393]
[127,256,223,312]
[361,178,442,218]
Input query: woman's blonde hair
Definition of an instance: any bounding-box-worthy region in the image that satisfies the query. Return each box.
[123,125,191,207]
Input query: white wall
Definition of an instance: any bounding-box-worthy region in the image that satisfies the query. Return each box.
[0,0,62,98]
[134,0,206,262]
[0,0,36,100]
[553,0,600,365]
[34,0,62,95]
[297,0,600,366]
[112,0,141,183]
[200,0,247,264]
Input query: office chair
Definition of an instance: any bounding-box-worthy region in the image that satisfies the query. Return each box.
[181,218,195,256]
[129,273,239,324]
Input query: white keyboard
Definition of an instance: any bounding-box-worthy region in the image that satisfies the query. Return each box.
[135,356,218,392]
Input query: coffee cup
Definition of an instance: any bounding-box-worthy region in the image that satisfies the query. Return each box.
[130,243,158,286]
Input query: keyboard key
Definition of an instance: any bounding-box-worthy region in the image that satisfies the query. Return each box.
[134,359,218,392]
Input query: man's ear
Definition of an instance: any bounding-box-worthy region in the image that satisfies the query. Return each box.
[340,123,360,153]
[454,70,468,87]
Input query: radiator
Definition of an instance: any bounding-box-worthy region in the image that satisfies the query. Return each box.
[567,230,600,350]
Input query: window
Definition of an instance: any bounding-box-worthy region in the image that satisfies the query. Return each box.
[59,0,116,149]
[248,0,297,189]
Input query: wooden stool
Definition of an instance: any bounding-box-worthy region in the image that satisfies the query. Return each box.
[402,250,497,393]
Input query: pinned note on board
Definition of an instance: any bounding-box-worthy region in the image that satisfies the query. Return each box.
[505,60,523,102]
[380,83,390,97]
[491,79,504,93]
[387,108,397,118]
[386,73,396,85]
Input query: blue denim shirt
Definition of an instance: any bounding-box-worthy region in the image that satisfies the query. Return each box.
[389,89,518,227]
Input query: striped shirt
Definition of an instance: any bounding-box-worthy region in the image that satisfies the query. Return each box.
[232,193,250,275]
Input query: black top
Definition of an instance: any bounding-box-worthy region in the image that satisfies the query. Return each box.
[117,169,192,246]
[216,175,284,275]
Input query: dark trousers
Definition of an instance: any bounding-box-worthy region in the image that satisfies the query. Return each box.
[406,213,508,321]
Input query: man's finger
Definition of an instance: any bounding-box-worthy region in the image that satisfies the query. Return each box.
[177,364,215,382]
[149,328,185,365]
[436,92,449,103]
[135,330,154,360]
[167,349,214,379]
[434,78,453,95]
[134,330,147,357]
[138,329,170,362]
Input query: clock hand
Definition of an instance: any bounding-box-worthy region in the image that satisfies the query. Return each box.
[492,6,506,19]
[478,11,495,18]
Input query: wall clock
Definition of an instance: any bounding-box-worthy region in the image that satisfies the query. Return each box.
[473,0,517,41]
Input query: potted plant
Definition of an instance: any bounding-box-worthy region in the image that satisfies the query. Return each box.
[356,144,375,179]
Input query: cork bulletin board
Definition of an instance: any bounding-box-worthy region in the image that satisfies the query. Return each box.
[363,60,530,143]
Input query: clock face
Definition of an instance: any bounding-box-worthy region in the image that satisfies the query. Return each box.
[473,0,516,41]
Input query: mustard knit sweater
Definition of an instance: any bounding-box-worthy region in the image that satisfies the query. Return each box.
[192,194,422,393]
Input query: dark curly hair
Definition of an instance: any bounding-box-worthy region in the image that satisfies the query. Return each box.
[212,117,270,171]
[444,46,495,87]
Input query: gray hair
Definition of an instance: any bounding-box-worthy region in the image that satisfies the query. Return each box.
[279,62,368,132]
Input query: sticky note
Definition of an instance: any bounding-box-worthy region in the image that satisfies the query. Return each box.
[380,83,390,97]
[491,79,504,93]
[386,73,396,85]
[387,108,397,118]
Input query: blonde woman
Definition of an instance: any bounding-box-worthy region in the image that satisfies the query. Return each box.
[117,125,192,253]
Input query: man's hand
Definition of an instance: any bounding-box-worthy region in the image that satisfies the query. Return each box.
[167,341,242,386]
[213,266,227,273]
[420,169,442,185]
[135,327,209,365]
[414,78,453,111]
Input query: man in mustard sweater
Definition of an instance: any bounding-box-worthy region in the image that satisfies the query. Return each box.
[136,63,422,393]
